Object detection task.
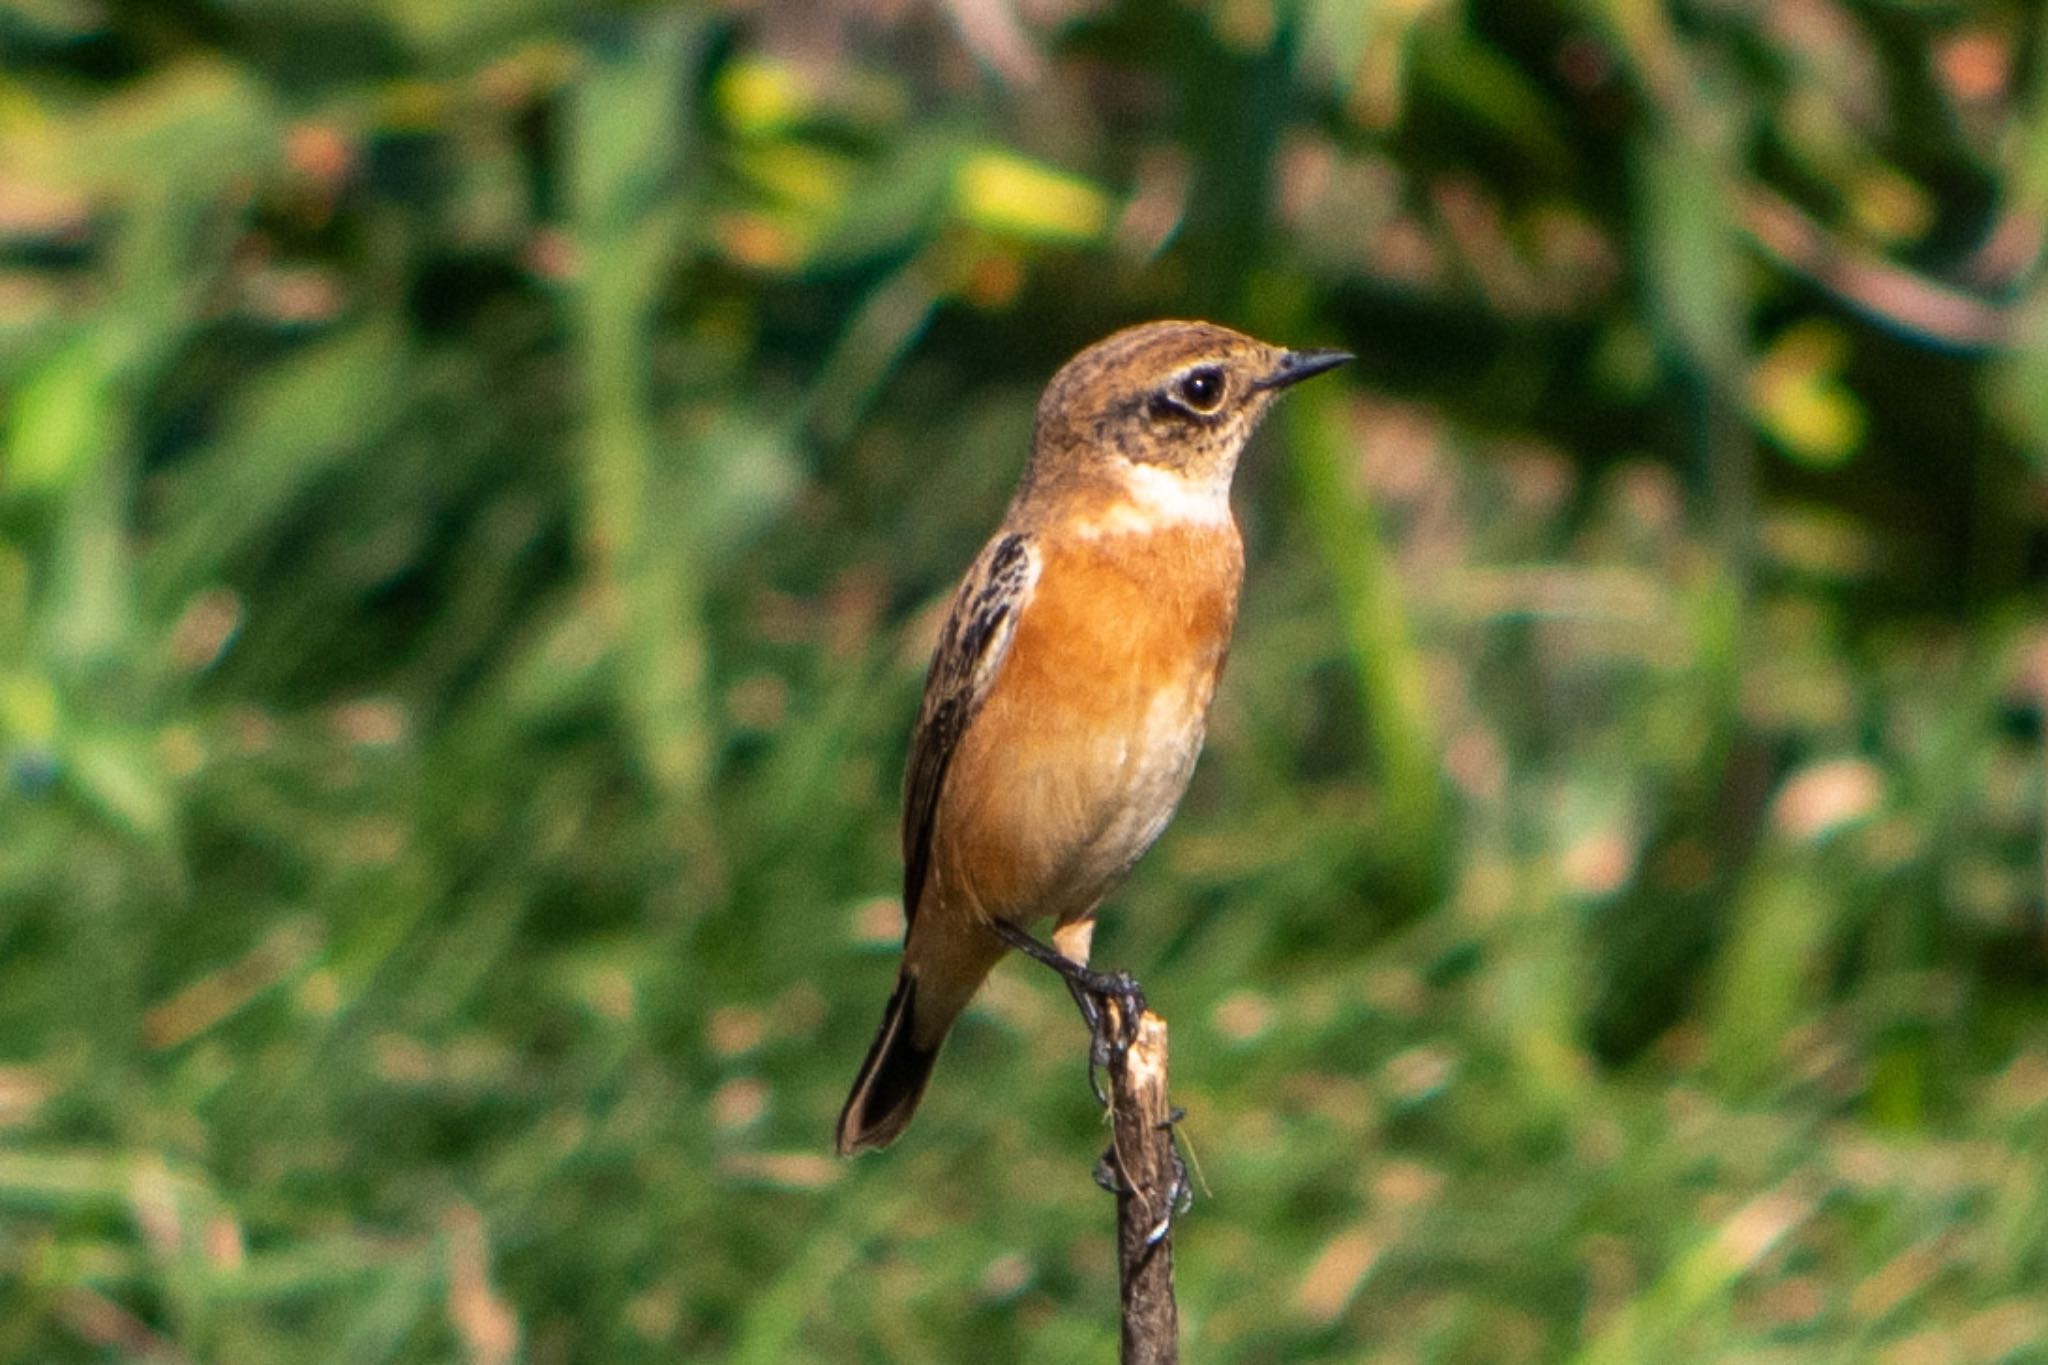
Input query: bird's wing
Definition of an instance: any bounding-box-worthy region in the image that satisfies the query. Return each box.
[901,530,1039,927]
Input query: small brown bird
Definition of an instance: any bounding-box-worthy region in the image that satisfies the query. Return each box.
[836,320,1350,1155]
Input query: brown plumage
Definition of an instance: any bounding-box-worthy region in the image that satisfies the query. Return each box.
[836,320,1351,1155]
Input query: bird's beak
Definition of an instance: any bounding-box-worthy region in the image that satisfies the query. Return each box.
[1253,347,1355,392]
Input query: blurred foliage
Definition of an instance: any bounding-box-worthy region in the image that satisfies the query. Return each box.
[3,0,2048,1360]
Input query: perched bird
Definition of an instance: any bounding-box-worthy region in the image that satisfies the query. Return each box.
[836,320,1351,1155]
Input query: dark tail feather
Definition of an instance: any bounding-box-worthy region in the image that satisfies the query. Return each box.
[836,973,942,1155]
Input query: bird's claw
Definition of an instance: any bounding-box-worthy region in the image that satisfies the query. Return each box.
[1095,1108,1193,1244]
[987,921,1149,1108]
[1163,1120,1194,1221]
[1070,969,1145,1105]
[986,916,1193,1239]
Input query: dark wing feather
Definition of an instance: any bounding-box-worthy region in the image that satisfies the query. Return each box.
[901,531,1037,926]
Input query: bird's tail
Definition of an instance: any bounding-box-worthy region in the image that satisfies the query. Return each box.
[835,972,943,1155]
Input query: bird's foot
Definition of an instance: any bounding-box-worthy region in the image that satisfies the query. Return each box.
[989,922,1146,1105]
[987,922,1188,1240]
[1162,1107,1194,1220]
[1092,1106,1193,1246]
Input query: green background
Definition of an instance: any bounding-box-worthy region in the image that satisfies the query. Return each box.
[4,0,2048,1359]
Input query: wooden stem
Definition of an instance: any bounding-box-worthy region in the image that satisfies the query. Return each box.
[1103,1004,1179,1365]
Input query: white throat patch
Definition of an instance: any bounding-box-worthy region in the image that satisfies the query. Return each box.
[1073,461,1234,539]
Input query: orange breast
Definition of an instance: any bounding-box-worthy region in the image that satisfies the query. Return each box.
[927,519,1244,926]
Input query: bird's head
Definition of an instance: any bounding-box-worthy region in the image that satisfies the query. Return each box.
[1024,319,1352,501]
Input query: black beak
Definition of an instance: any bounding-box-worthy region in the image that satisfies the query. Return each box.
[1253,347,1354,392]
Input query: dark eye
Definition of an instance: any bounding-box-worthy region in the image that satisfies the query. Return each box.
[1175,368,1225,413]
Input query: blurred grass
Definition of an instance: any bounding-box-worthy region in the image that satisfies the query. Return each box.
[4,1,2048,1361]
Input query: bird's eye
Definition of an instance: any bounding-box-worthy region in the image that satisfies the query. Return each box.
[1175,368,1225,413]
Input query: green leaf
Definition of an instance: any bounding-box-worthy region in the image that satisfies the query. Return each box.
[145,323,411,605]
[1638,134,1743,378]
[0,1149,131,1213]
[66,729,173,845]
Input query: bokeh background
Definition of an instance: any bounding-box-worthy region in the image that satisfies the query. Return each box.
[5,0,2048,1360]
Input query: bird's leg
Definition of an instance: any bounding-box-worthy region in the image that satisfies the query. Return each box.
[989,921,1147,1101]
[990,921,1193,1234]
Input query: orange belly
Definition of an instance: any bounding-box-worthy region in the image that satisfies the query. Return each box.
[925,521,1243,928]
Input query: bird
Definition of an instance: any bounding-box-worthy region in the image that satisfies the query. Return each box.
[835,319,1351,1156]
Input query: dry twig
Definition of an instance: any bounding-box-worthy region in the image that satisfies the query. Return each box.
[1099,1002,1182,1365]
[991,922,1188,1360]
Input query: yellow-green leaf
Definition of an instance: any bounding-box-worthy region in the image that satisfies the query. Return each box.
[717,57,809,138]
[951,150,1110,244]
[1750,320,1866,467]
[3,337,120,498]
